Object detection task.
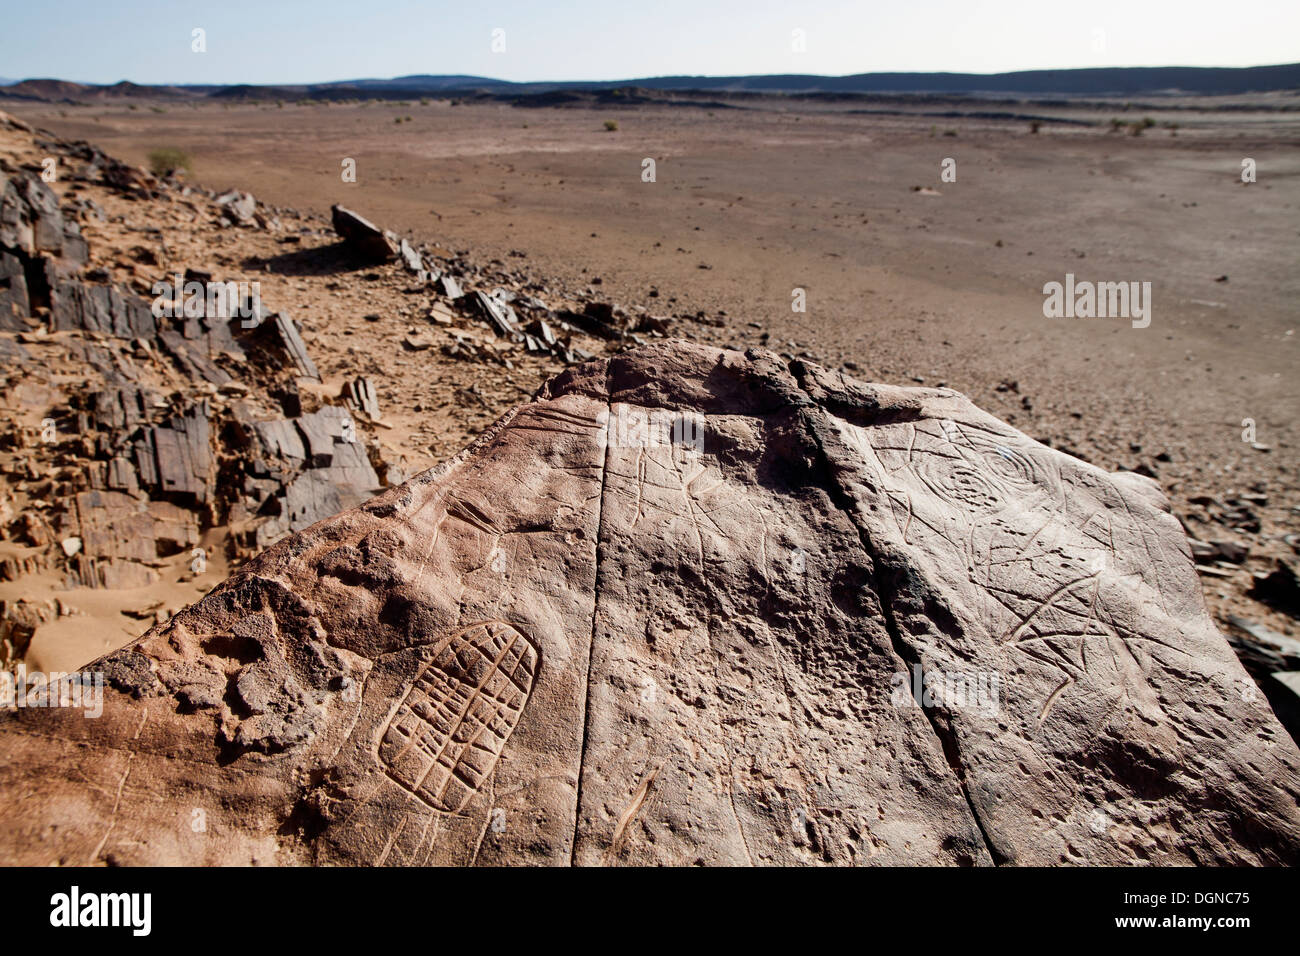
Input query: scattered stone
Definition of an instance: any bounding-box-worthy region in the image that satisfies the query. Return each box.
[555,303,628,341]
[399,239,423,273]
[215,191,256,223]
[426,302,455,326]
[1210,539,1249,563]
[342,377,380,421]
[1226,615,1300,669]
[470,290,523,341]
[1250,560,1300,617]
[272,314,321,382]
[0,599,54,664]
[330,205,398,262]
[1266,672,1300,742]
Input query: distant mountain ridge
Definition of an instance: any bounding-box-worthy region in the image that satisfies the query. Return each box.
[3,63,1298,102]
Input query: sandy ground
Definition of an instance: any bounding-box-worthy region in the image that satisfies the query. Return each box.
[4,91,1298,663]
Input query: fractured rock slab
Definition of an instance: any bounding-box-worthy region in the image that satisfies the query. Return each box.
[330,205,398,262]
[0,342,1295,866]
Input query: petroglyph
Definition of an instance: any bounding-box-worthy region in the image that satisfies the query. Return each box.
[1,344,1297,866]
[380,622,539,812]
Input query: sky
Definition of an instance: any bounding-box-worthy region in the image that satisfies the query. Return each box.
[1,0,1297,85]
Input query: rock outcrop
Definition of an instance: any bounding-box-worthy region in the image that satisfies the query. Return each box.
[1,342,1297,866]
[0,142,386,593]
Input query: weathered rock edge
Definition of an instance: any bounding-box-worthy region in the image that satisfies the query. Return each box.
[1,341,1296,866]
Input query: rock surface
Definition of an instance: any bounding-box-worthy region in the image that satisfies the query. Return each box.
[0,341,1297,866]
[330,204,398,262]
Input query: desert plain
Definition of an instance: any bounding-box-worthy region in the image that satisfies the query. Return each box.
[2,87,1298,670]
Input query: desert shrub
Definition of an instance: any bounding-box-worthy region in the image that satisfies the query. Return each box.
[147,147,193,176]
[604,119,619,132]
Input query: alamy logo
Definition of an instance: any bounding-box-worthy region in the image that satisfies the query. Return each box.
[1042,274,1150,328]
[49,886,151,936]
[598,406,705,453]
[1,666,102,717]
[151,275,262,326]
[890,664,1002,715]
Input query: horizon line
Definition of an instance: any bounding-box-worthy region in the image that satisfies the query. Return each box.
[5,60,1299,90]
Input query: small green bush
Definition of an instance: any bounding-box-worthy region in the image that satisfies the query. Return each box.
[147,147,193,176]
[603,119,619,132]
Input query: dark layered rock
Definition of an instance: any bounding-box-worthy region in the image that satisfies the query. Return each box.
[269,314,320,382]
[0,251,28,330]
[233,405,382,551]
[330,204,398,262]
[131,403,212,504]
[0,342,1295,866]
[0,123,391,628]
[50,279,157,337]
[0,171,86,271]
[342,377,380,421]
[59,490,200,589]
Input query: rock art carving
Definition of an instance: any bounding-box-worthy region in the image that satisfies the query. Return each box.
[380,621,539,813]
[0,342,1296,866]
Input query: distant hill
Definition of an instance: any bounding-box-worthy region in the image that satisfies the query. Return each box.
[333,74,516,91]
[623,64,1300,96]
[0,78,211,101]
[3,63,1298,103]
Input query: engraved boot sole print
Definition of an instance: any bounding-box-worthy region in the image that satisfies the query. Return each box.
[380,621,540,813]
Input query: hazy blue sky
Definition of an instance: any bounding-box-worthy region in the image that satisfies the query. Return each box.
[2,0,1297,85]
